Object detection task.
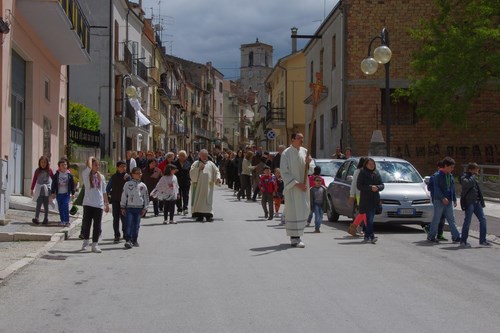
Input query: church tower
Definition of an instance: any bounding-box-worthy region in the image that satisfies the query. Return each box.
[239,38,273,108]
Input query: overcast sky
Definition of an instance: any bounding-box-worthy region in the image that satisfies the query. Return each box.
[141,0,340,80]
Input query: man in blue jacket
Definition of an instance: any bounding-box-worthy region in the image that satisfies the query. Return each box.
[427,157,461,243]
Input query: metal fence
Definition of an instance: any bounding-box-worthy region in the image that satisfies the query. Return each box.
[464,164,500,200]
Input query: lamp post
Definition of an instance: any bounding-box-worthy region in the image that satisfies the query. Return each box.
[121,75,136,160]
[361,28,392,156]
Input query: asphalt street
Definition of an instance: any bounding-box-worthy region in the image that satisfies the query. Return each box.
[0,186,499,333]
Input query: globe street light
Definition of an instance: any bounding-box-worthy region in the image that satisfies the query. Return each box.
[121,75,136,160]
[361,28,392,156]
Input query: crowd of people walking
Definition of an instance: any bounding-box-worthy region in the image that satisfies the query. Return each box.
[30,134,493,252]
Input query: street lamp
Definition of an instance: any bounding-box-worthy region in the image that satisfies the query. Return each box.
[361,28,392,156]
[121,75,136,160]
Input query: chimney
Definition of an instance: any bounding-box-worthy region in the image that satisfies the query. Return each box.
[291,27,298,53]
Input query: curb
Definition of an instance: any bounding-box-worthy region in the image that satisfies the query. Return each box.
[0,218,82,284]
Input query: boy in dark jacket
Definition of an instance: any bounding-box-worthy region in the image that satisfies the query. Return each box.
[51,159,75,226]
[425,161,447,240]
[106,161,130,243]
[459,162,491,247]
[427,157,461,243]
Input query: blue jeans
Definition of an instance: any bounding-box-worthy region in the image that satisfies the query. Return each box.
[313,204,323,229]
[429,199,460,241]
[462,201,487,243]
[56,193,70,223]
[362,210,376,240]
[125,208,143,243]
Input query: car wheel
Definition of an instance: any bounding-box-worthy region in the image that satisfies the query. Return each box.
[326,198,340,222]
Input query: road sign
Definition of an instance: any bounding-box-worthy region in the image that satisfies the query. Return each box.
[266,130,276,140]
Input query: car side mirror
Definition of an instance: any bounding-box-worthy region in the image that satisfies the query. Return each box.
[423,176,430,185]
[346,175,353,183]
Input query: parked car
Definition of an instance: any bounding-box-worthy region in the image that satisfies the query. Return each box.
[326,157,433,226]
[313,159,345,188]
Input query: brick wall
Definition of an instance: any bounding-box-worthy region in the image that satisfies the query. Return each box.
[344,0,500,176]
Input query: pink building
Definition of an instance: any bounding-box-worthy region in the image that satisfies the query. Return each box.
[0,0,90,219]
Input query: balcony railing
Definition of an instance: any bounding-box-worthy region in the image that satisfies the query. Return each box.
[195,128,212,139]
[116,43,133,73]
[136,59,148,82]
[150,106,161,126]
[17,0,91,64]
[158,82,172,103]
[60,0,90,53]
[149,67,160,84]
[266,108,286,126]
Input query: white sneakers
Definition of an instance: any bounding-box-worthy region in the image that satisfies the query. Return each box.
[91,243,102,253]
[81,240,101,253]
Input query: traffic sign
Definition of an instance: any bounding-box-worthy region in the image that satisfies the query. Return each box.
[266,130,276,140]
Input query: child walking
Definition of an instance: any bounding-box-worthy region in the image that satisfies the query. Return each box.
[258,165,277,220]
[273,168,284,218]
[106,160,130,243]
[51,159,75,226]
[121,167,149,249]
[81,156,109,253]
[31,156,54,225]
[309,176,328,233]
[153,164,179,225]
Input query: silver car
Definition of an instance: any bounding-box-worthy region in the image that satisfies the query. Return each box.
[326,157,433,225]
[313,159,345,188]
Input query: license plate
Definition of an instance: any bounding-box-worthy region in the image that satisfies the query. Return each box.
[397,208,415,216]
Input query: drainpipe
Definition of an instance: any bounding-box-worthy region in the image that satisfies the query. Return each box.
[66,65,70,159]
[277,61,287,142]
[109,0,114,160]
[340,3,348,150]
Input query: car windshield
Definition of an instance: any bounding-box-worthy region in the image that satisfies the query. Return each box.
[315,161,342,177]
[376,161,423,183]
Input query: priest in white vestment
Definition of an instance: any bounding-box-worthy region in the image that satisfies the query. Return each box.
[281,133,314,248]
[190,149,221,222]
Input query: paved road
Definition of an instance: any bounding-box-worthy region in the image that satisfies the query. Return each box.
[1,187,499,333]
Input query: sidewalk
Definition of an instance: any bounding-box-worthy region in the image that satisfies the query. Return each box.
[0,196,82,282]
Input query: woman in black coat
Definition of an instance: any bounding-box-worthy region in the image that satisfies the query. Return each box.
[357,158,384,243]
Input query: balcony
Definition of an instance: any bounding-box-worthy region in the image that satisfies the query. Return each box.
[158,82,172,103]
[195,128,212,140]
[124,100,150,132]
[134,59,148,85]
[17,0,91,64]
[149,67,160,85]
[266,108,286,127]
[170,90,182,108]
[149,106,161,126]
[116,43,133,74]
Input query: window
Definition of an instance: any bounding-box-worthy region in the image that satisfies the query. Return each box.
[319,114,324,150]
[44,79,50,101]
[330,106,338,129]
[219,82,223,93]
[279,92,284,108]
[249,51,254,67]
[331,35,336,69]
[380,89,417,125]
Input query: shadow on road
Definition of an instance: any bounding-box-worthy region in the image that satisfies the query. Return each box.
[250,243,290,256]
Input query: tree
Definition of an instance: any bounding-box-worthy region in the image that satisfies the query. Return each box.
[403,0,500,127]
[69,101,100,131]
